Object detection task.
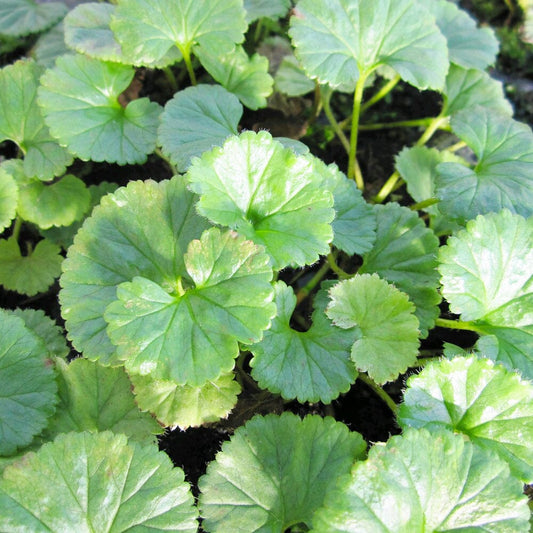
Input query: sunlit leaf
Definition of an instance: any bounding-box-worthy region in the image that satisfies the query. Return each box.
[0,166,17,232]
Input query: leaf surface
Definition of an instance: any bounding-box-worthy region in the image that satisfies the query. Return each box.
[105,228,275,385]
[312,428,530,532]
[436,106,533,221]
[199,413,366,532]
[327,274,419,384]
[38,54,162,165]
[0,431,198,532]
[275,54,316,96]
[0,59,73,180]
[60,177,212,364]
[111,0,246,66]
[187,131,334,269]
[0,311,57,456]
[0,0,67,37]
[249,281,357,402]
[158,84,242,172]
[131,371,241,429]
[244,0,291,22]
[359,203,441,337]
[0,237,63,296]
[31,22,72,68]
[289,0,448,91]
[399,356,533,483]
[0,166,17,232]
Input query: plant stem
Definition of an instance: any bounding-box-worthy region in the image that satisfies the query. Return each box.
[359,117,434,131]
[162,66,178,93]
[434,317,482,332]
[445,140,467,153]
[154,147,177,174]
[326,251,350,279]
[295,260,331,305]
[12,217,22,241]
[361,74,401,113]
[358,373,398,416]
[410,198,439,211]
[181,47,197,86]
[308,82,323,124]
[373,170,400,204]
[414,114,448,147]
[348,73,368,189]
[322,91,350,153]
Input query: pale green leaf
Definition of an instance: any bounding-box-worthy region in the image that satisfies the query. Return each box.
[110,0,246,67]
[439,210,533,378]
[326,274,419,384]
[399,356,533,483]
[17,174,91,229]
[359,203,441,337]
[187,131,334,269]
[196,45,274,110]
[0,166,17,232]
[158,84,242,172]
[0,431,198,532]
[244,0,291,22]
[10,308,68,359]
[60,177,212,365]
[0,311,57,456]
[105,228,275,385]
[443,64,513,117]
[275,54,316,96]
[31,22,72,69]
[44,358,162,445]
[0,59,73,180]
[436,106,533,221]
[249,281,357,403]
[0,237,62,296]
[38,54,162,165]
[199,413,366,532]
[289,0,448,91]
[0,0,67,37]
[131,371,241,429]
[312,428,530,532]
[422,0,499,69]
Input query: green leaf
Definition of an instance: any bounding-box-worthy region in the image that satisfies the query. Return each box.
[0,431,198,532]
[38,54,162,165]
[110,0,247,67]
[326,274,419,384]
[249,281,357,403]
[105,227,275,385]
[0,237,63,296]
[0,0,67,37]
[31,22,72,69]
[0,311,57,456]
[187,131,334,269]
[439,210,533,378]
[10,308,68,359]
[422,0,499,69]
[312,428,530,532]
[158,84,242,172]
[0,166,17,232]
[44,358,162,446]
[244,0,291,23]
[199,413,366,532]
[40,181,118,249]
[131,371,241,429]
[275,54,316,96]
[289,0,448,91]
[436,106,533,222]
[399,356,533,483]
[359,203,441,337]
[0,59,73,181]
[17,174,91,229]
[60,177,212,365]
[314,159,376,255]
[196,45,274,110]
[443,64,513,117]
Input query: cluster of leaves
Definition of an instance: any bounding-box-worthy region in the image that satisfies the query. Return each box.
[0,0,532,530]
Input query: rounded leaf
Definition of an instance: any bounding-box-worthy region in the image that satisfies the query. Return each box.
[187,131,334,269]
[158,84,242,172]
[38,54,162,165]
[199,413,366,532]
[105,228,275,385]
[0,311,57,456]
[60,177,212,364]
[289,0,448,91]
[327,274,420,384]
[249,281,358,403]
[244,0,291,23]
[0,0,67,37]
[31,22,72,69]
[0,166,17,232]
[312,428,530,532]
[0,431,198,532]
